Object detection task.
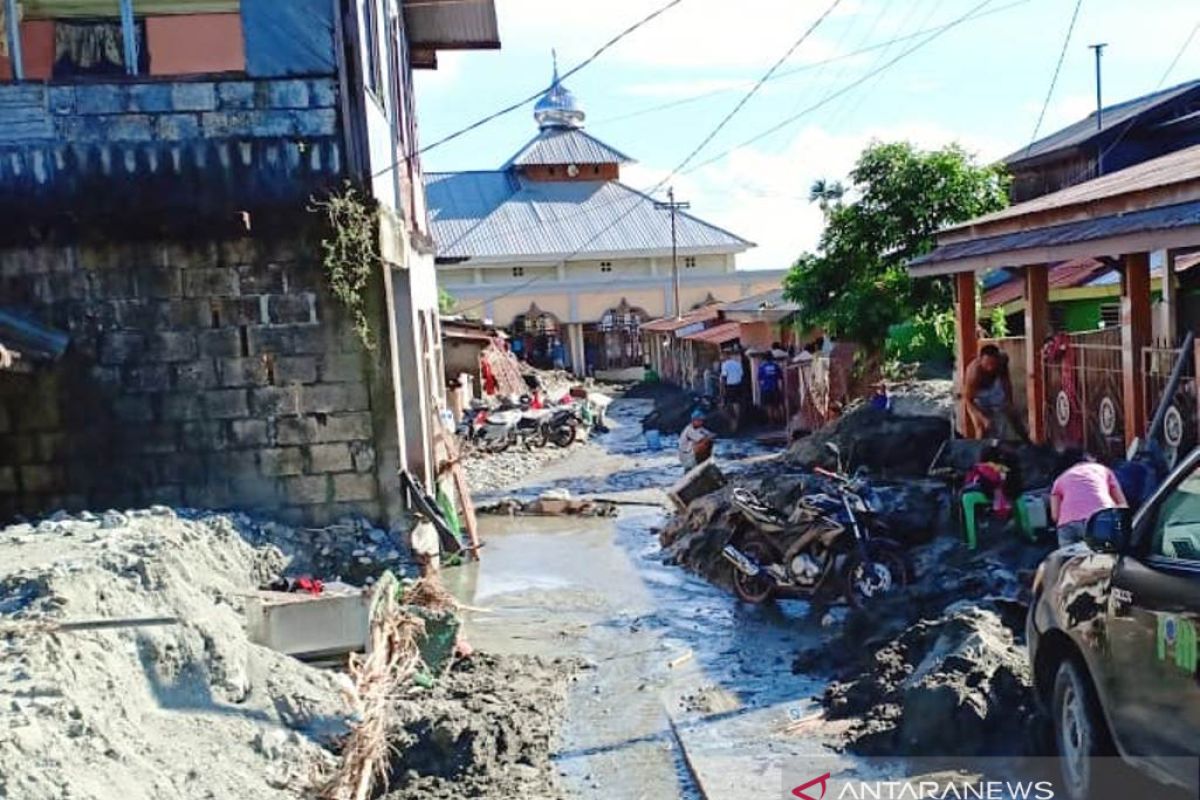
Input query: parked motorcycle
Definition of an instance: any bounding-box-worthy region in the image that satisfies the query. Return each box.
[541,405,580,448]
[721,445,908,607]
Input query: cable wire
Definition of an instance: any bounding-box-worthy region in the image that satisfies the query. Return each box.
[1024,0,1085,157]
[376,0,689,179]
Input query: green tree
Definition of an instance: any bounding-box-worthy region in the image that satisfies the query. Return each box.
[438,287,457,315]
[784,141,1009,348]
[807,177,845,216]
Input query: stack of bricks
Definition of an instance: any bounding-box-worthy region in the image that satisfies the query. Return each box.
[0,235,390,525]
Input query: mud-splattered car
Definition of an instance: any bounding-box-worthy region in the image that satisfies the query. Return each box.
[1028,447,1200,800]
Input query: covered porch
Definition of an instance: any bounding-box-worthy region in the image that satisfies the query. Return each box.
[910,144,1200,464]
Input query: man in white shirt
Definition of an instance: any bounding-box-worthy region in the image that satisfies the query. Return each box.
[719,348,746,431]
[678,410,714,469]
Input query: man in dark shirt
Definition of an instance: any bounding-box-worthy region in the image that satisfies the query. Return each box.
[757,354,785,425]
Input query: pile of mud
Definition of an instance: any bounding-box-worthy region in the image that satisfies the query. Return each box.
[788,407,951,478]
[382,653,576,800]
[794,536,1053,757]
[0,508,350,800]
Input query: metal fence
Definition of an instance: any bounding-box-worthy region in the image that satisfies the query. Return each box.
[1143,341,1197,467]
[1044,328,1125,461]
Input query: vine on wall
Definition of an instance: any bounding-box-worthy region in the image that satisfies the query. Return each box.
[312,182,379,352]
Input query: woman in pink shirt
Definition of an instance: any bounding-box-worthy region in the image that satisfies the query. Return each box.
[1050,451,1128,548]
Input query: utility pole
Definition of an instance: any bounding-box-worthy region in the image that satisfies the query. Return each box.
[654,187,690,318]
[1090,42,1107,174]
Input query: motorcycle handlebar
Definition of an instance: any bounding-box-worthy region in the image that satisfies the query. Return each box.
[813,466,847,482]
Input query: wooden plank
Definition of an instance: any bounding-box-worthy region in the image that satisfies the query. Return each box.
[1121,252,1152,448]
[954,271,978,437]
[1024,264,1049,442]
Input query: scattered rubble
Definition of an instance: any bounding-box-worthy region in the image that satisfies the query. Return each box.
[461,438,587,495]
[788,407,952,477]
[477,490,617,517]
[382,653,577,800]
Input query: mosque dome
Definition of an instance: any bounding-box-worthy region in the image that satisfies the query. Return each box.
[533,60,585,130]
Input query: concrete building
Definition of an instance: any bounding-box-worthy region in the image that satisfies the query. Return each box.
[0,0,499,525]
[427,65,786,377]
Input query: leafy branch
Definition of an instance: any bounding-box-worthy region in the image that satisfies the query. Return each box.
[312,182,379,352]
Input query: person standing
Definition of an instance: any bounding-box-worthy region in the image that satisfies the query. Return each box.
[1051,452,1128,548]
[757,353,784,425]
[720,348,746,431]
[678,410,714,470]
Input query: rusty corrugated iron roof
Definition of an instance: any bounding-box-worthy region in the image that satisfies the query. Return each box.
[679,321,741,345]
[640,306,721,333]
[982,258,1113,308]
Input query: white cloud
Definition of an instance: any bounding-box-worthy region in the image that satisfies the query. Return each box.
[668,122,1010,270]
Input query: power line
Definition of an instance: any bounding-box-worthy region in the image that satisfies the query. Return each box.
[682,0,999,174]
[667,0,847,175]
[1158,20,1200,89]
[1024,0,1085,156]
[448,0,1025,302]
[378,0,689,177]
[451,0,848,316]
[591,0,1030,127]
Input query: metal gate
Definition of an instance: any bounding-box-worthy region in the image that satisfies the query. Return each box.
[1044,329,1125,461]
[1143,343,1198,468]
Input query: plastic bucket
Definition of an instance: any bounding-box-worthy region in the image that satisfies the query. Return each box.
[644,429,662,450]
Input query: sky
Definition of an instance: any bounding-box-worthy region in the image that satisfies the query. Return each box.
[413,0,1200,270]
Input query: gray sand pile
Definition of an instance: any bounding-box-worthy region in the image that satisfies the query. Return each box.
[0,508,350,800]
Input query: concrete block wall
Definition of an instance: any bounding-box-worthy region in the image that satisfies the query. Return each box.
[0,235,396,526]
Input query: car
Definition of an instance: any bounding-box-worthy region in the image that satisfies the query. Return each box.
[1027,447,1200,800]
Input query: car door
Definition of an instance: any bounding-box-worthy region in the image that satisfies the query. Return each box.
[1105,455,1200,785]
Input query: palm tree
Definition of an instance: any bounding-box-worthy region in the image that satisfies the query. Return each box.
[808,178,845,215]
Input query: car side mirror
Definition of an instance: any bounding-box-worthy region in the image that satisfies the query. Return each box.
[1084,508,1133,553]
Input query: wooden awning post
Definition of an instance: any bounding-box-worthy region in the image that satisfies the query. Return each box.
[1121,251,1152,448]
[954,271,978,437]
[1023,264,1050,442]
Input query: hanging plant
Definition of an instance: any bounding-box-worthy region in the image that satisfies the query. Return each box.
[311,182,379,352]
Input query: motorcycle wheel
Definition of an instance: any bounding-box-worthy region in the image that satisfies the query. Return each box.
[483,434,512,454]
[731,538,777,604]
[548,424,576,448]
[842,546,907,609]
[525,430,547,450]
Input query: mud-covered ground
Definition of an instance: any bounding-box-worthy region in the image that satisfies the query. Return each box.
[383,654,578,800]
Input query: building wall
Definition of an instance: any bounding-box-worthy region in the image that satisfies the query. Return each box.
[0,234,400,526]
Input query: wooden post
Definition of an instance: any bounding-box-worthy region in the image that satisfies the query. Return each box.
[1024,264,1050,442]
[1121,252,1152,448]
[954,271,979,437]
[1160,249,1179,345]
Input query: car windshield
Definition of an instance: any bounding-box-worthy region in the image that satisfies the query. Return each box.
[1153,469,1200,563]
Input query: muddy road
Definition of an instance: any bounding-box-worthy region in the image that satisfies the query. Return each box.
[443,399,853,799]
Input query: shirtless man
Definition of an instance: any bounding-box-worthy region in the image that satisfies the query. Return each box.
[963,344,1027,441]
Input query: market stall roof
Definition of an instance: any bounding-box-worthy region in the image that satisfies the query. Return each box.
[639,306,721,333]
[719,287,798,322]
[679,321,741,345]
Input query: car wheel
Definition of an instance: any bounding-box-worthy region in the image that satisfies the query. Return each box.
[1053,658,1114,800]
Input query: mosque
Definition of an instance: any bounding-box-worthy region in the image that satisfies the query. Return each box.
[426,64,785,375]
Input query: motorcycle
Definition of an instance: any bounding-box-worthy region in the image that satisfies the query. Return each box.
[541,405,580,448]
[467,406,523,453]
[721,444,908,608]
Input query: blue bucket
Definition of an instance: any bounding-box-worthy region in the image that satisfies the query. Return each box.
[644,429,662,450]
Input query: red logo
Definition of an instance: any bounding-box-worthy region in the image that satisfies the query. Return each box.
[792,773,831,800]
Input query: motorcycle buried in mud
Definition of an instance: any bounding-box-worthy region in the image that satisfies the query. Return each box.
[721,449,908,607]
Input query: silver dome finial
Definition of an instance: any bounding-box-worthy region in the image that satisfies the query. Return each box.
[534,50,585,130]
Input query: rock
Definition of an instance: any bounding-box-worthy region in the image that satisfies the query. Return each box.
[99,511,128,530]
[789,407,951,478]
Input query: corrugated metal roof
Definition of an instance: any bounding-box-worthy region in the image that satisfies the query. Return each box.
[426,171,753,261]
[640,307,721,333]
[913,199,1200,269]
[403,0,500,50]
[981,258,1112,308]
[953,144,1200,232]
[1005,79,1200,165]
[506,128,633,167]
[680,321,741,344]
[719,287,797,315]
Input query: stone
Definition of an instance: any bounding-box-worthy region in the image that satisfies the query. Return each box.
[100,511,129,530]
[307,443,352,474]
[260,448,304,477]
